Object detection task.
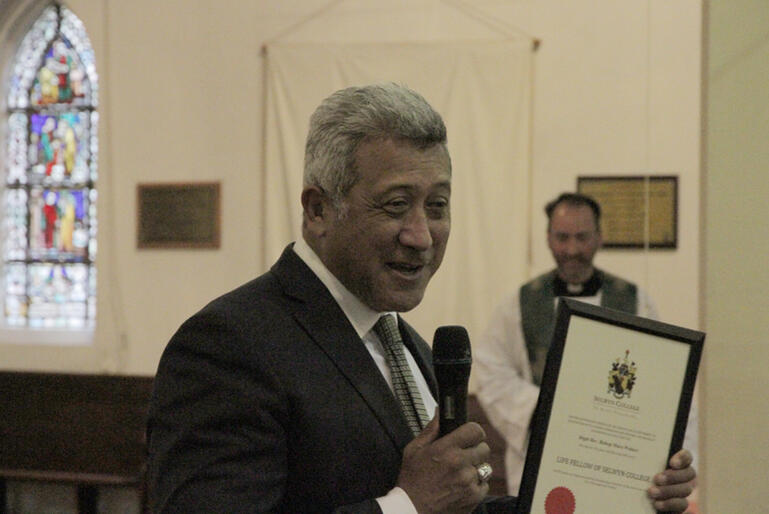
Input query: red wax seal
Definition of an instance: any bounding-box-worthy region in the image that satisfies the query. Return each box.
[544,486,575,514]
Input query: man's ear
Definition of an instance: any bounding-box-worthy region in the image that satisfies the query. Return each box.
[301,186,331,236]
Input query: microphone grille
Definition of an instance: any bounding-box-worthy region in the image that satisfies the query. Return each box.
[432,325,471,362]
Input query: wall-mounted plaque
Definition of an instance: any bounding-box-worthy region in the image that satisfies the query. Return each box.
[137,182,220,249]
[577,176,677,249]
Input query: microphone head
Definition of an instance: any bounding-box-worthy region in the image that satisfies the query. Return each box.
[432,325,471,363]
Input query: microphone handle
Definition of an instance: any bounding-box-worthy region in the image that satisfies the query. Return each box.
[436,363,471,437]
[438,388,468,437]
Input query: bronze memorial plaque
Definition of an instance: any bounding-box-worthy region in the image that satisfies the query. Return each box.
[137,182,220,249]
[577,176,677,249]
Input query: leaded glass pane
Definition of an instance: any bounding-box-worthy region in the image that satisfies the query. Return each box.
[27,263,90,328]
[3,189,28,260]
[88,188,97,258]
[7,113,28,184]
[28,188,90,261]
[27,111,92,185]
[89,111,99,181]
[60,6,98,106]
[7,6,57,109]
[4,263,27,326]
[29,37,93,107]
[3,4,97,330]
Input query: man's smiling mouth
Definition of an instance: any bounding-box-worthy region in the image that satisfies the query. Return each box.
[388,262,425,275]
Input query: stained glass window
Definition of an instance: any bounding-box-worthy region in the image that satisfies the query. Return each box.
[4,3,97,329]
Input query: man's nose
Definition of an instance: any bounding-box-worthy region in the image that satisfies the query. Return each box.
[563,237,580,255]
[399,209,433,250]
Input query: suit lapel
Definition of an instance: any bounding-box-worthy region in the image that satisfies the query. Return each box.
[271,246,415,450]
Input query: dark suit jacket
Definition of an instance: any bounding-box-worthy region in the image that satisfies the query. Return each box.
[147,245,515,513]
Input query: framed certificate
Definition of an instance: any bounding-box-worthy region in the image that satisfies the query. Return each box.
[515,298,703,514]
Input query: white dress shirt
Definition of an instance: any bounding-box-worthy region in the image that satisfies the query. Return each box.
[293,238,437,514]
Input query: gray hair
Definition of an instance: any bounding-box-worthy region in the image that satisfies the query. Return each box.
[303,83,449,206]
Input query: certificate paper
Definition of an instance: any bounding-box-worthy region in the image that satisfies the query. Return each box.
[515,299,703,514]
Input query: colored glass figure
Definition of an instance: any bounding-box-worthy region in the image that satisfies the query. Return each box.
[28,188,89,260]
[27,112,92,185]
[3,4,97,328]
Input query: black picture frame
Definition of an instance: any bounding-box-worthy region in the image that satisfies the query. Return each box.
[515,298,703,514]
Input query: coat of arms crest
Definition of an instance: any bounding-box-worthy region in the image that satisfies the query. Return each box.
[608,349,637,399]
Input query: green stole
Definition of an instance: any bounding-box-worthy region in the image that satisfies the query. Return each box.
[519,269,638,386]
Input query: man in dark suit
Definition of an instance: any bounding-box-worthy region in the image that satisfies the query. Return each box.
[147,83,695,513]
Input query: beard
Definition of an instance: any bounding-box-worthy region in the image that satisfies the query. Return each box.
[556,256,593,283]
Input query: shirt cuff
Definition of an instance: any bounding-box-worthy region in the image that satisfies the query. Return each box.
[376,487,418,514]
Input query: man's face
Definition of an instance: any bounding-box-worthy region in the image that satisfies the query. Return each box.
[319,138,451,312]
[547,203,602,284]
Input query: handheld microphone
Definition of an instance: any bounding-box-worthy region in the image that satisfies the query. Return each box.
[432,325,472,437]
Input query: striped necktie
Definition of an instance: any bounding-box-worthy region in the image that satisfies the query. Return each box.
[374,315,430,435]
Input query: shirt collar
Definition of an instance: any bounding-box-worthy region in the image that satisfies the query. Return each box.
[553,269,602,297]
[293,238,394,338]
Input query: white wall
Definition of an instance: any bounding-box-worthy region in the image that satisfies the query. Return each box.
[704,1,769,511]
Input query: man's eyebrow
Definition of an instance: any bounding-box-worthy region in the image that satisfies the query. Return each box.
[426,180,452,193]
[379,181,451,194]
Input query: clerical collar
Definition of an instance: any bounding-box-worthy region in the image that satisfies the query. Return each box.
[553,271,602,297]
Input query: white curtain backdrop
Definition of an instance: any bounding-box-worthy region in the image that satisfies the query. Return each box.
[262,39,532,345]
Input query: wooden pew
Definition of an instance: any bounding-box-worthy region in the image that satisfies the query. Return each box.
[0,371,154,513]
[0,373,506,510]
